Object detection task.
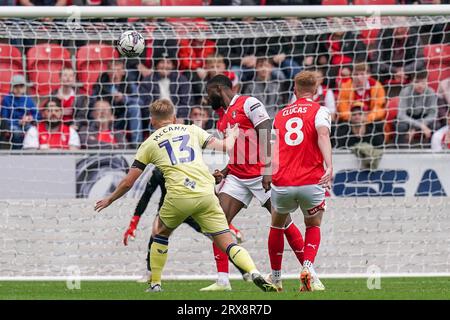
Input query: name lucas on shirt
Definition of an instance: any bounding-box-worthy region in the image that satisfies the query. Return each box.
[282,106,309,116]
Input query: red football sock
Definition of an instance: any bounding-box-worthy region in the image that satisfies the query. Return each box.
[303,226,321,263]
[268,226,285,271]
[229,223,239,234]
[212,242,229,273]
[284,222,305,264]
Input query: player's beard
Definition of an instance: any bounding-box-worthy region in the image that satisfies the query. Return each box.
[209,94,224,110]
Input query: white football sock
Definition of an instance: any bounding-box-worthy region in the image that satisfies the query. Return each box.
[217,272,230,286]
[271,270,282,282]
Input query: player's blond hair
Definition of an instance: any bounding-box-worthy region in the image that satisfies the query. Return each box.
[150,99,175,121]
[295,70,318,93]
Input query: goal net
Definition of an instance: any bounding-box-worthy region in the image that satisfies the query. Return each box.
[0,6,449,280]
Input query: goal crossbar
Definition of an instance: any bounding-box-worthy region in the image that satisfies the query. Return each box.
[0,5,449,19]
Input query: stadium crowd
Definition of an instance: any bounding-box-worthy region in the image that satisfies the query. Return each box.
[0,1,449,152]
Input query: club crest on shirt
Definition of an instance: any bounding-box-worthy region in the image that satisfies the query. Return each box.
[232,111,237,119]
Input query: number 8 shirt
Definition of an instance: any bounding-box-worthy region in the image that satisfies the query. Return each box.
[272,97,331,187]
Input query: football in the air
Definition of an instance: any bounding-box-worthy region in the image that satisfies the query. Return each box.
[117,30,145,57]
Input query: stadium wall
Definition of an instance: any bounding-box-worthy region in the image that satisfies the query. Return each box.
[0,152,449,279]
[0,152,448,199]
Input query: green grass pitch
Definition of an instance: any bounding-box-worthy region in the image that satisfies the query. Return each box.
[1,277,450,300]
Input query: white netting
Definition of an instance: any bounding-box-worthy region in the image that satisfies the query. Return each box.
[0,16,449,150]
[0,13,449,279]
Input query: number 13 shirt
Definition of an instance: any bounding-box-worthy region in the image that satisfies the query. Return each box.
[134,124,215,198]
[272,98,331,187]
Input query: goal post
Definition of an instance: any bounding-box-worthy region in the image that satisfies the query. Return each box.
[0,5,449,281]
[0,4,450,18]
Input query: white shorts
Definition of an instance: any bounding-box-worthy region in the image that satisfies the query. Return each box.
[271,184,326,216]
[218,174,270,208]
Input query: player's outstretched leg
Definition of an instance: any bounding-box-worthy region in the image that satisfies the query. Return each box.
[200,243,232,292]
[284,216,305,264]
[267,210,290,292]
[201,193,246,291]
[145,217,174,293]
[300,210,325,292]
[213,232,278,293]
[264,200,305,266]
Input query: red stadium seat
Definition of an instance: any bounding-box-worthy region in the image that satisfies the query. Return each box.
[161,0,204,5]
[0,44,23,95]
[321,0,348,5]
[27,44,72,96]
[116,0,142,5]
[424,44,450,91]
[76,44,120,96]
[353,0,396,4]
[360,28,380,47]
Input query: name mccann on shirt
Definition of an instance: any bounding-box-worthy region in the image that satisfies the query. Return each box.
[152,125,188,142]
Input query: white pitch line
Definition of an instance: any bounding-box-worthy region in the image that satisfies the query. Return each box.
[1,273,450,281]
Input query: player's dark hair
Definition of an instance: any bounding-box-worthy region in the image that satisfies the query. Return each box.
[206,74,232,90]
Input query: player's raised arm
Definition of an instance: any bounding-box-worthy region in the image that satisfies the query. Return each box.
[95,164,144,212]
[204,123,240,152]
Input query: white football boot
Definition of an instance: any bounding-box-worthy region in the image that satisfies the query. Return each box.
[265,273,283,292]
[199,281,232,292]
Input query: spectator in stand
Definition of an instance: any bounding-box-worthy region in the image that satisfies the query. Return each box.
[371,18,425,93]
[78,100,126,150]
[290,67,336,121]
[336,63,386,123]
[396,70,438,147]
[242,57,283,117]
[0,118,9,149]
[265,0,321,4]
[0,75,38,149]
[303,21,368,89]
[19,0,66,5]
[72,0,117,5]
[91,58,142,147]
[437,77,450,129]
[48,67,89,130]
[334,101,385,149]
[197,54,239,103]
[23,98,80,150]
[402,0,449,44]
[431,108,450,151]
[216,17,259,79]
[139,49,191,122]
[187,106,213,131]
[178,33,216,105]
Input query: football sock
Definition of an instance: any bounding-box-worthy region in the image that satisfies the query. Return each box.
[284,221,305,264]
[213,242,229,275]
[217,272,229,286]
[149,235,169,286]
[268,226,284,282]
[303,226,321,264]
[146,236,153,272]
[226,243,258,275]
